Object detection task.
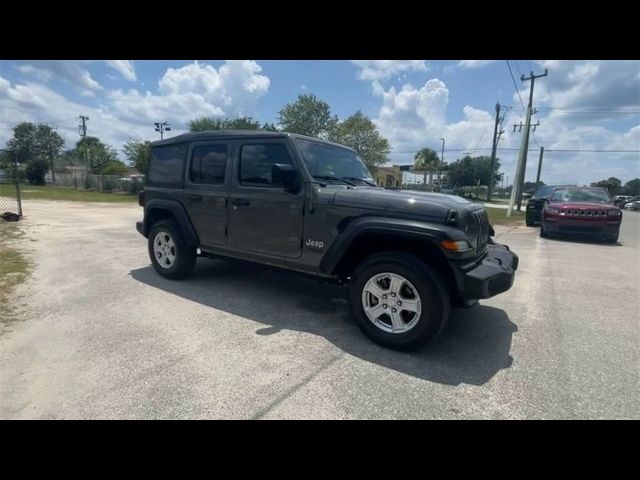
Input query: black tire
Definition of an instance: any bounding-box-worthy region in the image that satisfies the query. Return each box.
[525,215,535,227]
[605,232,619,243]
[540,221,549,238]
[348,251,450,351]
[148,219,197,280]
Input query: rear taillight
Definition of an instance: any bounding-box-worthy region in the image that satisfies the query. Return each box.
[138,190,145,207]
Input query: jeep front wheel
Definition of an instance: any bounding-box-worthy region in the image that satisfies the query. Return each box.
[348,252,450,350]
[148,219,197,280]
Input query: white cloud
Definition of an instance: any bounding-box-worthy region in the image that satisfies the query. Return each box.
[374,78,492,155]
[517,60,640,113]
[109,60,270,126]
[105,60,137,81]
[16,60,102,92]
[351,60,427,81]
[457,60,497,69]
[0,61,272,161]
[372,75,640,185]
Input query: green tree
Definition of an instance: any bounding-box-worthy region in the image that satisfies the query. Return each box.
[34,125,64,182]
[224,117,261,130]
[623,178,640,196]
[73,137,119,174]
[100,160,128,175]
[123,139,152,174]
[414,148,441,188]
[189,117,225,131]
[447,155,501,189]
[6,122,65,183]
[590,177,622,196]
[6,122,37,164]
[277,93,334,138]
[25,158,49,185]
[261,122,279,131]
[189,116,269,132]
[328,111,390,171]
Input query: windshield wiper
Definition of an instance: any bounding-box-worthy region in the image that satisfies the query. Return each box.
[342,176,377,186]
[312,175,356,186]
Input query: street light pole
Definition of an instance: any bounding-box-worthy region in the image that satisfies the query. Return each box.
[154,121,171,140]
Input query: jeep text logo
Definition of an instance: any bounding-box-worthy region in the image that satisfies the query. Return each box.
[305,239,324,250]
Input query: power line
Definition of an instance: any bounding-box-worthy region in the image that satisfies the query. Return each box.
[515,60,523,78]
[506,60,526,112]
[532,131,541,148]
[473,125,490,150]
[390,147,640,154]
[537,108,640,114]
[544,148,640,153]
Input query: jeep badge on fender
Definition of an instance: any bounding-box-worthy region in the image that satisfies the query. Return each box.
[136,130,518,350]
[305,239,324,249]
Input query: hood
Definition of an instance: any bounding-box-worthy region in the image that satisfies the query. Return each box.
[332,187,481,220]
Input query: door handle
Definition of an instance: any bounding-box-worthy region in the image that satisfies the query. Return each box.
[186,194,203,202]
[232,199,250,207]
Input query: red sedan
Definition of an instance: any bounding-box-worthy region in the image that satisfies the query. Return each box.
[541,187,622,243]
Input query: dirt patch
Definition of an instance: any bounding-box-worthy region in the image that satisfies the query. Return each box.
[0,221,32,332]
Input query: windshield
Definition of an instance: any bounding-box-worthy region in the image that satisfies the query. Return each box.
[294,138,374,184]
[551,188,611,203]
[534,186,554,198]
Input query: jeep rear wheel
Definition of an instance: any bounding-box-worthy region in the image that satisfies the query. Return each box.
[349,252,450,350]
[148,219,197,280]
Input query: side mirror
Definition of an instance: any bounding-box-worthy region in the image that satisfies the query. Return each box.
[272,164,298,193]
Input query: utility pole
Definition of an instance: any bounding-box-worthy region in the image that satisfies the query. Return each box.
[154,121,171,140]
[507,68,548,217]
[535,146,544,185]
[78,116,90,183]
[488,102,505,201]
[79,116,89,138]
[438,137,445,191]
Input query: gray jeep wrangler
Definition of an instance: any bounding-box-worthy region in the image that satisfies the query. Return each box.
[136,130,518,350]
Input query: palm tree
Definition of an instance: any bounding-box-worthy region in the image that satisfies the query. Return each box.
[414,148,441,190]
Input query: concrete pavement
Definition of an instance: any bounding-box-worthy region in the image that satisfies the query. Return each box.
[1,200,638,419]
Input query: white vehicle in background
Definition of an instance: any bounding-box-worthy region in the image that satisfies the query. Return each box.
[624,198,640,210]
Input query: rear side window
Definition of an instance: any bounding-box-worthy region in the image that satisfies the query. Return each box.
[190,144,227,184]
[148,143,187,186]
[239,143,292,187]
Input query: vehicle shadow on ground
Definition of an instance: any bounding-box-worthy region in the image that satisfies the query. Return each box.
[130,260,517,386]
[543,235,622,247]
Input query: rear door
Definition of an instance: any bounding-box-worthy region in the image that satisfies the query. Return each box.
[183,141,230,247]
[228,139,304,258]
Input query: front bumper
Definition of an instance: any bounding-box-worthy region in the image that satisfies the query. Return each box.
[457,243,519,300]
[136,221,146,237]
[543,218,620,236]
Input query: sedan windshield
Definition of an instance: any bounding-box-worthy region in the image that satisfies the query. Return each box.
[294,138,374,185]
[551,188,611,203]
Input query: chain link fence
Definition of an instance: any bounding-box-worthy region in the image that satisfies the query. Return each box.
[0,149,22,221]
[47,171,144,194]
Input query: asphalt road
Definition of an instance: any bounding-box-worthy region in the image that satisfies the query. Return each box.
[1,200,638,419]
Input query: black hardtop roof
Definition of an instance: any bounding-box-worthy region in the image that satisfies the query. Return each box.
[150,130,356,151]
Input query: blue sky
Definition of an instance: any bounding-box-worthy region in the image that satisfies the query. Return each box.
[1,59,639,185]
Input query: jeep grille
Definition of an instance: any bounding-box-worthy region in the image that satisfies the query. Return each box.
[472,209,490,254]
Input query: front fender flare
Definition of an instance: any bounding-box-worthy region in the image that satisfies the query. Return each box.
[319,216,468,275]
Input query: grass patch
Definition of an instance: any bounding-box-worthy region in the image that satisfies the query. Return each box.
[4,185,137,203]
[0,222,31,327]
[486,207,525,226]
